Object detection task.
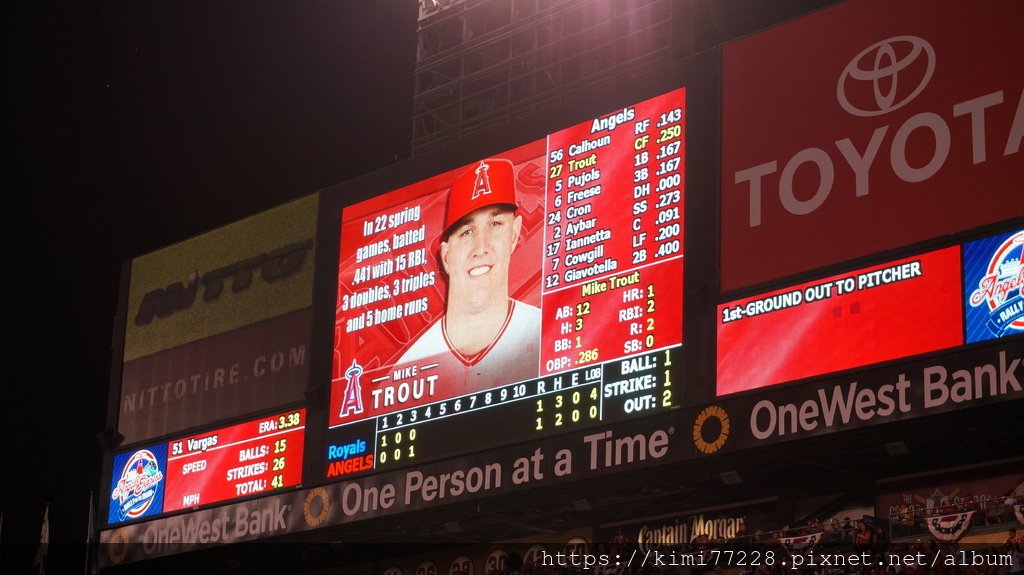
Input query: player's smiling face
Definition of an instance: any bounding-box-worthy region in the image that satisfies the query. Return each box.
[441,206,522,309]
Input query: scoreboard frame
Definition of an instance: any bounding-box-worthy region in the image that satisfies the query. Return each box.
[306,54,722,483]
[101,51,721,529]
[98,0,1022,553]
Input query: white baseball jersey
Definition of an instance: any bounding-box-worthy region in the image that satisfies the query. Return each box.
[397,299,541,392]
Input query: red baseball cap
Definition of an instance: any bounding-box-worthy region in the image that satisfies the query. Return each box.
[444,159,517,234]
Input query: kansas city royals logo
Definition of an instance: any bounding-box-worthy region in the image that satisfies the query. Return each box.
[339,359,365,417]
[965,229,1024,342]
[471,161,492,200]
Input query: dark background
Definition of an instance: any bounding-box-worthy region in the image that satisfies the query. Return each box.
[2,1,873,571]
[5,3,417,571]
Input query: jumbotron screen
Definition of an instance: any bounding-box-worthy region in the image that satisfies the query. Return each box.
[107,409,306,525]
[327,89,686,479]
[717,226,1024,395]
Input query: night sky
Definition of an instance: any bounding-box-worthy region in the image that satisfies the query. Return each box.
[6,3,416,571]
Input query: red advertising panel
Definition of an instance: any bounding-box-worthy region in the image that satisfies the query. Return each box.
[717,247,963,395]
[329,89,685,437]
[721,0,1024,291]
[163,409,306,512]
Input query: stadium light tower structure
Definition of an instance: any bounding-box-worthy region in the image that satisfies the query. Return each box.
[412,0,683,155]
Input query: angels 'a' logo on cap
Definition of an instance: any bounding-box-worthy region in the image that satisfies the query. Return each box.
[472,161,492,200]
[445,158,518,232]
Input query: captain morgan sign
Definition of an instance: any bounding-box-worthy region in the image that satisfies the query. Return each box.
[721,0,1024,291]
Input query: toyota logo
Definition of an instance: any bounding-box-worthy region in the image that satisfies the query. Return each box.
[837,35,935,117]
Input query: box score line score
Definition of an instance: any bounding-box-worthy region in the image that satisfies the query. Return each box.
[366,347,679,470]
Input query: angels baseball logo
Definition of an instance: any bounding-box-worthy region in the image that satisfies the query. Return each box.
[965,229,1024,343]
[338,359,365,417]
[110,449,165,522]
[969,230,1024,335]
[471,161,493,200]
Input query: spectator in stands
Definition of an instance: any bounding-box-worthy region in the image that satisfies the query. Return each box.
[607,541,629,575]
[855,520,876,552]
[843,518,855,540]
[1007,540,1023,575]
[826,517,841,534]
[506,550,523,574]
[990,492,1019,525]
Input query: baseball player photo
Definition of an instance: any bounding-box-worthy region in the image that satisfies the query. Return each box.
[398,158,541,391]
[331,146,546,426]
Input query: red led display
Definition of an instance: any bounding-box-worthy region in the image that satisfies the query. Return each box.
[163,409,306,512]
[717,248,963,395]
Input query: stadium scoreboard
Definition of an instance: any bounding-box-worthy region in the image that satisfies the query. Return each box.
[102,0,1024,540]
[106,88,689,525]
[108,409,307,523]
[326,88,687,480]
